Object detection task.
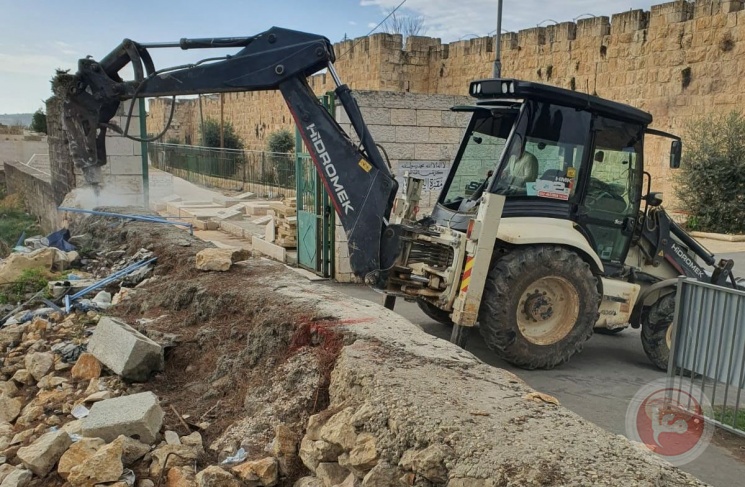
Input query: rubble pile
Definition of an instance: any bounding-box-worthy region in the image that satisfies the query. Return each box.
[1,211,338,486]
[0,210,709,487]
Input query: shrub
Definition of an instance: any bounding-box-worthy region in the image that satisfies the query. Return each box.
[0,268,48,305]
[675,111,745,234]
[266,129,295,154]
[30,109,47,134]
[200,119,244,150]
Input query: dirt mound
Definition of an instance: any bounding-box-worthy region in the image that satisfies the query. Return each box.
[69,213,344,482]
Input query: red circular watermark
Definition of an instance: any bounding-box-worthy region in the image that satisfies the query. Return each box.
[625,378,714,466]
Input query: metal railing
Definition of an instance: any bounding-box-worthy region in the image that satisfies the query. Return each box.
[669,277,745,436]
[149,143,296,198]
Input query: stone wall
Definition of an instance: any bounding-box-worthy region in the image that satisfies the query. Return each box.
[3,161,59,232]
[149,0,745,205]
[47,95,76,205]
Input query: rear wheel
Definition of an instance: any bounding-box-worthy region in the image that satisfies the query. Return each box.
[417,299,453,326]
[641,293,676,371]
[479,246,600,369]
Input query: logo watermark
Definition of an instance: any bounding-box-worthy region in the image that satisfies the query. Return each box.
[625,378,714,466]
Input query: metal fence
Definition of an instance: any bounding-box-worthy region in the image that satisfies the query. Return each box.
[669,277,745,436]
[149,143,296,198]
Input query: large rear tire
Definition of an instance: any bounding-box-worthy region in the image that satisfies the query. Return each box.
[417,299,453,326]
[641,293,676,371]
[479,246,600,369]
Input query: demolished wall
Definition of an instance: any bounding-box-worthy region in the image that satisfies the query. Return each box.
[2,161,58,232]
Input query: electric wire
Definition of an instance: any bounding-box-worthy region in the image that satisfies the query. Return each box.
[337,0,409,60]
[120,56,231,143]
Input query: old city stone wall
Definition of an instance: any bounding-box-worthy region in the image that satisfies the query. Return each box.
[3,161,59,232]
[149,0,745,203]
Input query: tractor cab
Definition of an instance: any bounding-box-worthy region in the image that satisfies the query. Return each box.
[432,79,680,271]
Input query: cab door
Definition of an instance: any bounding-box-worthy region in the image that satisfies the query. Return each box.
[578,117,644,265]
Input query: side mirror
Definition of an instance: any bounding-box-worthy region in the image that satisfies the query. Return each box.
[646,192,663,207]
[670,140,682,169]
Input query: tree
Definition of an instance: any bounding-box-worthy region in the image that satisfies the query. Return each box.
[266,129,295,153]
[30,109,47,134]
[675,111,745,234]
[384,12,426,38]
[201,119,244,150]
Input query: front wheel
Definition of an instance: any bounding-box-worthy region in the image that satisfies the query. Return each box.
[479,246,600,369]
[641,293,676,371]
[417,299,453,326]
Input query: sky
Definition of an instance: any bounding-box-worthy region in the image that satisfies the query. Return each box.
[0,0,659,114]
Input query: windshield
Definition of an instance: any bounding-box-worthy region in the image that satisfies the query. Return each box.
[494,101,591,199]
[441,109,518,206]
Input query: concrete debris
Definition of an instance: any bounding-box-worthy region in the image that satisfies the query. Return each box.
[315,462,350,487]
[57,437,105,479]
[67,440,124,487]
[87,317,164,382]
[231,457,278,486]
[111,434,150,466]
[0,396,22,423]
[16,429,72,477]
[164,430,181,445]
[0,468,32,487]
[195,465,242,487]
[148,444,199,478]
[70,353,102,380]
[23,352,54,382]
[195,247,251,272]
[82,391,164,443]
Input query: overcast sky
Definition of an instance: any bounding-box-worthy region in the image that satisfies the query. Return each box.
[0,0,659,114]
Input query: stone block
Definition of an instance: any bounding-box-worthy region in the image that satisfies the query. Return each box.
[0,395,22,423]
[195,248,250,271]
[16,429,72,477]
[235,191,256,200]
[416,110,443,127]
[396,126,430,144]
[428,127,463,144]
[82,391,164,444]
[0,468,32,487]
[67,441,124,486]
[390,109,417,125]
[87,317,164,382]
[252,236,287,262]
[111,175,145,194]
[361,107,391,125]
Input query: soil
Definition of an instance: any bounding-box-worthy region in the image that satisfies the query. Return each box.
[69,212,344,482]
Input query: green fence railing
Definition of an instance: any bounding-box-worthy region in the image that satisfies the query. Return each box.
[149,143,296,197]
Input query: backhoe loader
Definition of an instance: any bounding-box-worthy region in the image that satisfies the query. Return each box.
[61,27,739,370]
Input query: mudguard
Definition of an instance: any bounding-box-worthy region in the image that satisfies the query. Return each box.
[496,217,604,272]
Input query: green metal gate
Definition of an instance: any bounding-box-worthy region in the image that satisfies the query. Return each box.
[295,93,335,277]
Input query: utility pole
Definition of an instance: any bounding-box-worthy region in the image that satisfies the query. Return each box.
[220,93,225,148]
[493,0,503,78]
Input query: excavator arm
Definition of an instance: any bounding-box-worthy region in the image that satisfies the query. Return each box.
[62,27,401,281]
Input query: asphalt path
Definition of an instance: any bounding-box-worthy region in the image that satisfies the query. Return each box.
[326,271,745,487]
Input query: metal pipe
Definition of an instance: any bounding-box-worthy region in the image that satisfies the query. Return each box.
[64,257,157,313]
[328,63,343,88]
[57,207,194,234]
[493,0,503,78]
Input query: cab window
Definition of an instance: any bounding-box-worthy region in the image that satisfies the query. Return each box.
[493,101,591,200]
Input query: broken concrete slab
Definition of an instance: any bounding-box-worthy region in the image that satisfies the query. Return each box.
[235,191,256,200]
[87,317,164,382]
[250,215,273,225]
[16,429,72,477]
[219,221,248,239]
[82,391,164,444]
[251,236,287,262]
[213,196,247,207]
[265,217,276,243]
[243,201,272,216]
[192,220,220,231]
[214,208,245,221]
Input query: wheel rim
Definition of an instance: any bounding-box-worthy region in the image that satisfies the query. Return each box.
[517,276,580,345]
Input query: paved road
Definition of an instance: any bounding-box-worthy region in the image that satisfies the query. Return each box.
[326,279,745,487]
